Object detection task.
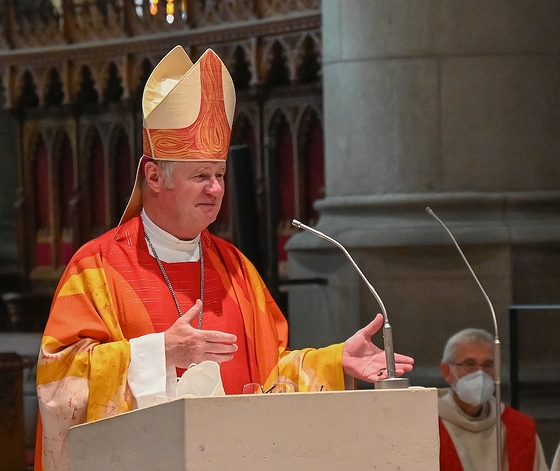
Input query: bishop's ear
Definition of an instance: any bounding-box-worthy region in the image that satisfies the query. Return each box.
[440,361,454,386]
[143,161,163,192]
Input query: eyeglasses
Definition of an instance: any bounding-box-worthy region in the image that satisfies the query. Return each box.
[451,360,494,374]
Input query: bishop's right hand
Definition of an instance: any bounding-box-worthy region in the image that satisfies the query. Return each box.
[164,299,238,368]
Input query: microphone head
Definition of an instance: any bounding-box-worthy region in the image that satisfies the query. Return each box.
[292,219,303,229]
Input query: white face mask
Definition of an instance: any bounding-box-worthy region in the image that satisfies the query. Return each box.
[453,370,495,406]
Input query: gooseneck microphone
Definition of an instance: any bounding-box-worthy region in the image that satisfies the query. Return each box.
[292,219,410,389]
[425,207,502,471]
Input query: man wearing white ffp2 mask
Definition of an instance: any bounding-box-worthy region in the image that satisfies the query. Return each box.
[438,328,549,471]
[453,369,495,407]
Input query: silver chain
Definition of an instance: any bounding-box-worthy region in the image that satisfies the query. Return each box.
[144,231,204,329]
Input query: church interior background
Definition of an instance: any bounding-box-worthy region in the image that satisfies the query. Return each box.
[0,0,558,469]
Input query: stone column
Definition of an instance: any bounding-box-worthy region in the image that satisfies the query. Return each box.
[287,0,560,387]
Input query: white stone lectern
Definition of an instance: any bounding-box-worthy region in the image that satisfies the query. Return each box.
[69,387,439,471]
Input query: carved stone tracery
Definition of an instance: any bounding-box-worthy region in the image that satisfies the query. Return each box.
[2,0,324,294]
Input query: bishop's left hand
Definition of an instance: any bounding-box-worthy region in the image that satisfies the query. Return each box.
[342,313,415,382]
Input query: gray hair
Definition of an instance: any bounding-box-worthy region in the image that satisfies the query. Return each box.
[140,160,177,190]
[442,328,494,363]
[158,160,177,188]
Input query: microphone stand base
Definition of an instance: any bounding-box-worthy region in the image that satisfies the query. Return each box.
[374,377,410,389]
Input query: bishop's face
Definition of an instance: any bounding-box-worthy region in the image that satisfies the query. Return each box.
[147,160,226,240]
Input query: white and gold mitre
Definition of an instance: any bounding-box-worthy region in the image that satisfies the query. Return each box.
[120,45,236,225]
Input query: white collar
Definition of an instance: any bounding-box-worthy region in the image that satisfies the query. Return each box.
[141,210,200,263]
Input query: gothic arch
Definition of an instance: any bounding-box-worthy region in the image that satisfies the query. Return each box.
[262,37,290,69]
[34,64,68,107]
[230,43,253,89]
[51,130,76,266]
[102,61,124,102]
[24,127,45,167]
[293,100,322,133]
[296,106,324,225]
[83,124,108,238]
[232,103,264,203]
[29,133,52,267]
[108,122,133,169]
[16,69,40,108]
[267,108,296,274]
[82,123,103,158]
[220,111,260,240]
[268,108,296,215]
[42,67,65,107]
[294,31,321,57]
[108,124,133,225]
[73,63,101,104]
[82,123,105,173]
[296,105,323,155]
[263,39,293,86]
[267,106,296,140]
[52,128,76,172]
[28,132,50,228]
[294,33,321,84]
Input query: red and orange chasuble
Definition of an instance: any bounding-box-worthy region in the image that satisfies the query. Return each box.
[35,217,345,470]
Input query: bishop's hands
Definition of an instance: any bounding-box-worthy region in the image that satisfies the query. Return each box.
[164,299,238,368]
[342,313,414,382]
[164,302,415,380]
